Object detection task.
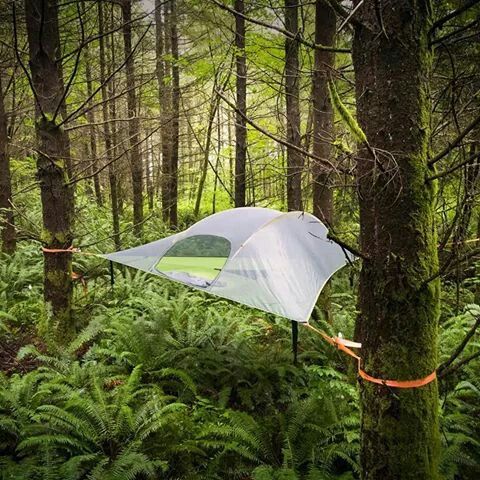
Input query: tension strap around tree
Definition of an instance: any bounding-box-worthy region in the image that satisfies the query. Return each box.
[304,323,437,389]
[41,246,98,256]
[42,246,80,254]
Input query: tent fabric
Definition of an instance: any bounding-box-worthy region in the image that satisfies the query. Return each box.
[102,207,353,323]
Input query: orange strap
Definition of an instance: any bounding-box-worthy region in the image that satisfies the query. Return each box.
[41,246,97,256]
[42,246,80,254]
[304,323,437,389]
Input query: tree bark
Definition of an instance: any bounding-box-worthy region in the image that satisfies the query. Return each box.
[82,2,103,208]
[227,107,234,198]
[169,0,180,227]
[312,0,335,225]
[25,0,74,336]
[121,0,143,238]
[352,1,440,478]
[146,132,154,211]
[155,0,174,225]
[312,0,336,324]
[234,0,247,208]
[0,74,16,254]
[194,90,220,217]
[284,0,302,211]
[98,1,121,251]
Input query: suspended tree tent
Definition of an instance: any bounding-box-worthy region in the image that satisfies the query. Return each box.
[103,207,352,323]
[101,207,439,387]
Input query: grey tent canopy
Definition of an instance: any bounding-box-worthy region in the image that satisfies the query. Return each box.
[103,207,353,323]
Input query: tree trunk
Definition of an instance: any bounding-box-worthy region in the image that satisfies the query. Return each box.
[194,90,220,217]
[284,0,302,211]
[25,0,74,336]
[82,2,103,208]
[169,0,180,227]
[0,75,16,254]
[312,0,336,324]
[352,2,440,478]
[213,105,221,213]
[312,0,335,225]
[98,1,121,251]
[156,0,173,225]
[227,107,234,199]
[121,0,143,238]
[146,132,154,211]
[234,0,247,208]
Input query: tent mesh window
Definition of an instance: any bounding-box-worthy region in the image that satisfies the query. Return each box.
[156,235,231,284]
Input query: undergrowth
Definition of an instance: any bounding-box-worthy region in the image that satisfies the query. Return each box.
[0,243,478,479]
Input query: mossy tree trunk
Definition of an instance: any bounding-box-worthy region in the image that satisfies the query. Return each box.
[0,74,16,254]
[352,1,440,478]
[25,0,74,337]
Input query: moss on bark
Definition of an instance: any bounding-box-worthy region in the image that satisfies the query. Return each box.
[352,2,440,478]
[26,0,75,342]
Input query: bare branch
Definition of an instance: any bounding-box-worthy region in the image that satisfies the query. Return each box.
[209,0,350,53]
[426,152,480,182]
[430,0,480,36]
[428,113,480,166]
[215,88,349,175]
[57,21,153,128]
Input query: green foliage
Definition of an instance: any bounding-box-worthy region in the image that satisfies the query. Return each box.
[0,248,363,480]
[1,233,479,480]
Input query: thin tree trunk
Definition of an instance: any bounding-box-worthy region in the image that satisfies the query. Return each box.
[194,91,220,217]
[212,104,221,213]
[227,107,234,199]
[155,0,173,225]
[285,0,302,211]
[169,0,180,227]
[312,0,335,225]
[312,0,336,324]
[25,0,74,336]
[352,1,440,478]
[98,1,120,251]
[146,132,154,211]
[82,1,102,208]
[84,79,102,207]
[234,0,247,207]
[0,75,16,253]
[121,0,143,238]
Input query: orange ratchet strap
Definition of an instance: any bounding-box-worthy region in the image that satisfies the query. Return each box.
[304,323,437,389]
